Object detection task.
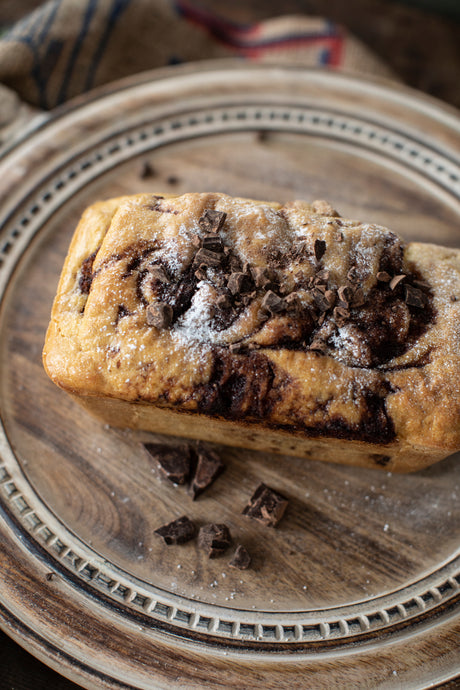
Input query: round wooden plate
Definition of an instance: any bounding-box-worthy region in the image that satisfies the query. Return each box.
[0,63,459,689]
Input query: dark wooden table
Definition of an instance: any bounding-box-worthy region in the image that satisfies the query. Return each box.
[0,1,458,688]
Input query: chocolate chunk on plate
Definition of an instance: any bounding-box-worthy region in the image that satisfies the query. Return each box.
[143,442,191,484]
[189,445,225,499]
[243,483,288,527]
[198,523,232,558]
[229,545,251,570]
[154,516,196,545]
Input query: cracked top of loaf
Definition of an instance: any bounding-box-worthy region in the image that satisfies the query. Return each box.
[43,192,460,464]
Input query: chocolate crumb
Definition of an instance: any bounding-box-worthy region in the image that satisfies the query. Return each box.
[450,295,458,302]
[199,209,227,234]
[139,161,155,179]
[229,545,251,570]
[243,483,288,527]
[404,284,425,308]
[143,443,191,484]
[389,274,406,291]
[189,445,225,499]
[154,516,196,545]
[314,239,327,261]
[198,523,232,558]
[146,302,173,328]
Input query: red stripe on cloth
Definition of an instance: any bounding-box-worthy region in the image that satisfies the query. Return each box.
[174,0,341,56]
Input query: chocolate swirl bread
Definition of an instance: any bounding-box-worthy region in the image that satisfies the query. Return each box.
[43,193,460,472]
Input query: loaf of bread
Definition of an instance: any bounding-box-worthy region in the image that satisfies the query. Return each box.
[43,192,460,472]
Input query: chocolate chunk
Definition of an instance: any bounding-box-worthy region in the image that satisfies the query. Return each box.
[405,285,425,308]
[189,445,225,499]
[261,290,285,314]
[284,291,302,311]
[198,523,232,557]
[337,285,352,306]
[325,289,336,308]
[313,288,333,312]
[350,287,365,308]
[450,295,458,302]
[193,248,222,268]
[194,265,208,281]
[139,161,155,179]
[227,271,252,295]
[202,235,224,253]
[191,234,201,248]
[241,291,256,306]
[347,267,359,283]
[78,250,97,294]
[389,274,406,291]
[154,516,196,545]
[147,264,169,283]
[314,269,330,285]
[216,293,233,309]
[229,545,251,570]
[242,483,288,527]
[333,305,350,324]
[229,254,242,273]
[198,209,227,233]
[314,239,327,261]
[377,271,391,282]
[251,266,272,289]
[146,302,173,328]
[143,443,191,484]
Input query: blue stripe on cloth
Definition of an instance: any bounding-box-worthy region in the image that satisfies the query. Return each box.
[56,0,98,105]
[33,0,62,108]
[318,47,331,65]
[84,0,132,92]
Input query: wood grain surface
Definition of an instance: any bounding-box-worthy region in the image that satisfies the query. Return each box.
[0,63,459,689]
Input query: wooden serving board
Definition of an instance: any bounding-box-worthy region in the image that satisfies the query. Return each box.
[0,63,459,689]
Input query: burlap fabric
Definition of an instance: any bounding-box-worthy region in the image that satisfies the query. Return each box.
[0,0,396,147]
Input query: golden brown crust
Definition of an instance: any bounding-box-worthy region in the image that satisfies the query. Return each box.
[43,192,460,472]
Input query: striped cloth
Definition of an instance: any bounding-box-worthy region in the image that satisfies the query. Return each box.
[0,0,394,145]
